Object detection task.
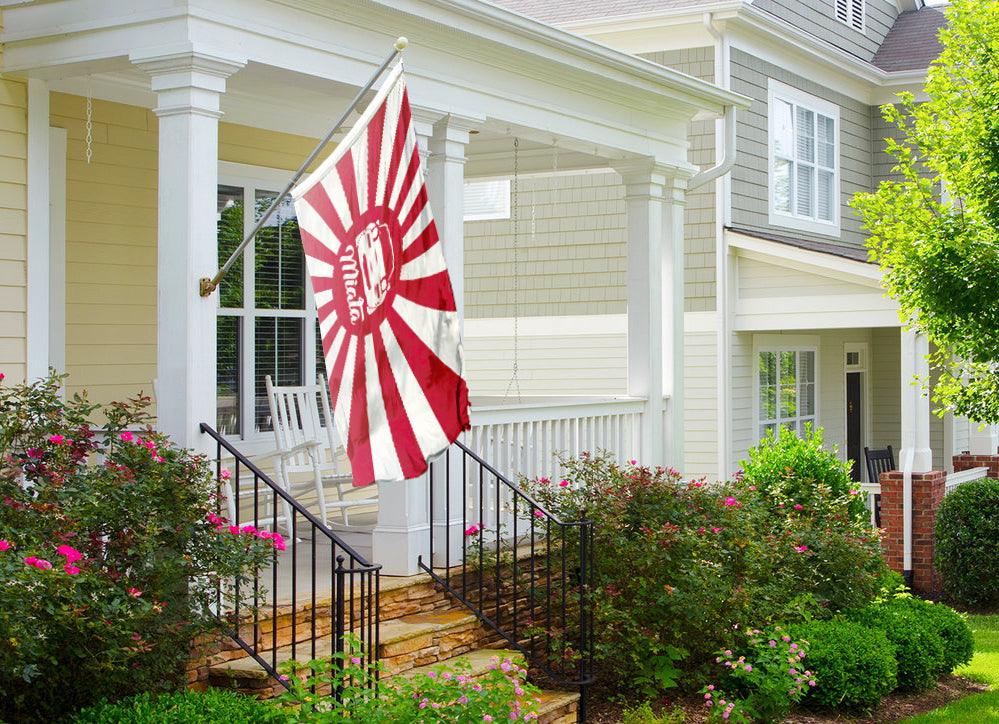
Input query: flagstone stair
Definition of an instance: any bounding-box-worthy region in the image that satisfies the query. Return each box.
[202,571,580,722]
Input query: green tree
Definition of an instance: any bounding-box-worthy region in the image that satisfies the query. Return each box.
[852,0,999,422]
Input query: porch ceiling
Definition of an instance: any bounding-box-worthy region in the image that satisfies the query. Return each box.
[1,0,750,170]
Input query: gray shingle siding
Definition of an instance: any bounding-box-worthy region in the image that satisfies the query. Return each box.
[751,0,898,63]
[729,47,873,251]
[643,47,717,312]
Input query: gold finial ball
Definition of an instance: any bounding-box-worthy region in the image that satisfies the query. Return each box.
[395,37,409,51]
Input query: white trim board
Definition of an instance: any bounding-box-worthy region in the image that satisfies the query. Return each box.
[464,312,717,338]
[726,229,883,286]
[48,126,67,377]
[26,79,50,380]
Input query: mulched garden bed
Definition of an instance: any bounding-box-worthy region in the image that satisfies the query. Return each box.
[588,676,988,723]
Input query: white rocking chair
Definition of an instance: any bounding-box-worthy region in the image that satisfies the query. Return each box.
[265,375,369,528]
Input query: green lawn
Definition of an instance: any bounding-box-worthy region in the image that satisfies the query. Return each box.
[904,614,999,722]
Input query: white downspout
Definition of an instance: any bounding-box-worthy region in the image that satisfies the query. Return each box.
[697,12,735,480]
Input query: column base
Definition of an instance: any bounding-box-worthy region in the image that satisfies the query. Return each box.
[371,523,430,577]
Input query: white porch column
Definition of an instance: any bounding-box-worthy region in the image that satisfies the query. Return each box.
[427,114,477,567]
[26,79,50,381]
[899,327,932,583]
[133,50,244,449]
[969,422,999,455]
[617,161,687,467]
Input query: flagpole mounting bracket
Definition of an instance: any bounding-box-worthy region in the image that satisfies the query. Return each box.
[199,277,216,297]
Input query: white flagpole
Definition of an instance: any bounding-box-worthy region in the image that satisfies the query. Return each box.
[200,36,409,297]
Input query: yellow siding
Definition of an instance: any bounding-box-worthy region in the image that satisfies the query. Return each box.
[51,92,158,405]
[51,93,321,407]
[0,75,26,383]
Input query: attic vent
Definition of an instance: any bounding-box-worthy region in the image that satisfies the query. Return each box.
[835,0,865,32]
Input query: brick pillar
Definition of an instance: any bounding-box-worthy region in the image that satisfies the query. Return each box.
[952,453,999,479]
[879,470,946,594]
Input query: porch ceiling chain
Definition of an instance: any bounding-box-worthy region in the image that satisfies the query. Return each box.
[503,136,523,404]
[85,77,94,164]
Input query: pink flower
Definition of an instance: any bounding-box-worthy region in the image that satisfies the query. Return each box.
[31,558,52,570]
[628,459,638,465]
[119,431,134,443]
[558,479,570,488]
[220,469,232,480]
[458,695,468,704]
[128,587,142,598]
[279,674,289,682]
[48,434,65,445]
[351,656,361,665]
[744,664,752,672]
[533,509,544,519]
[464,523,481,536]
[153,455,165,463]
[793,504,804,511]
[256,530,272,540]
[724,496,739,507]
[228,525,240,535]
[272,533,287,552]
[538,476,550,485]
[23,556,37,566]
[704,693,712,700]
[794,544,808,553]
[64,564,81,575]
[809,680,816,687]
[849,489,860,496]
[0,373,5,381]
[240,524,257,535]
[711,527,722,534]
[768,640,777,648]
[57,545,83,563]
[26,448,42,459]
[0,540,10,552]
[483,716,493,722]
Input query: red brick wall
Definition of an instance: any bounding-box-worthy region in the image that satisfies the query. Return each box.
[879,470,946,594]
[952,453,999,479]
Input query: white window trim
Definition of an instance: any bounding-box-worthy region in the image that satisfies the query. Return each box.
[217,161,319,448]
[834,0,866,34]
[752,334,821,442]
[767,79,841,237]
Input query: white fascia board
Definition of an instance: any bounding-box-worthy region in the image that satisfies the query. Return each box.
[465,314,627,338]
[734,309,902,331]
[726,230,884,287]
[565,3,932,102]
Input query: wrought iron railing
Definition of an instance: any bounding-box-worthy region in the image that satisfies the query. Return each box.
[419,440,594,719]
[200,423,381,692]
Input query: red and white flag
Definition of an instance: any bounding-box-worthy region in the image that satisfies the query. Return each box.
[291,64,470,487]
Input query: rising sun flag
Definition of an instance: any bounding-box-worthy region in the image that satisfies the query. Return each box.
[291,63,470,487]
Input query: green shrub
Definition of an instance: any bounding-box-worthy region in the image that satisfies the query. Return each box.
[620,701,685,724]
[789,620,896,711]
[741,425,867,521]
[0,375,275,721]
[849,597,947,691]
[896,597,974,674]
[519,433,887,696]
[73,690,281,723]
[935,479,999,606]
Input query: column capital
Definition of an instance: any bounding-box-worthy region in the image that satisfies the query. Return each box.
[614,158,693,201]
[131,47,245,118]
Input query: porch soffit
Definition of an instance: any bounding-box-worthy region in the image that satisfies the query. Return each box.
[0,0,749,167]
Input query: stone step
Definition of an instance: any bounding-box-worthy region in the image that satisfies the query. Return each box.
[208,609,486,697]
[537,690,581,724]
[398,647,526,681]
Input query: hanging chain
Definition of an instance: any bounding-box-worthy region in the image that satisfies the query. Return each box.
[85,78,94,165]
[503,137,523,403]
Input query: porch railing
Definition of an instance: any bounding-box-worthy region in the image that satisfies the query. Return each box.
[420,440,594,719]
[200,423,381,692]
[860,466,990,526]
[469,396,645,483]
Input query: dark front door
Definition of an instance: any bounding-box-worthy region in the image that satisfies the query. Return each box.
[847,372,862,481]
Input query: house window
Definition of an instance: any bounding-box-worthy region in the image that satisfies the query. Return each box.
[758,349,817,439]
[835,0,865,33]
[768,80,840,235]
[216,180,322,438]
[464,179,510,221]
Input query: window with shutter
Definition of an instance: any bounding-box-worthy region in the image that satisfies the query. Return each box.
[767,80,840,235]
[464,179,510,221]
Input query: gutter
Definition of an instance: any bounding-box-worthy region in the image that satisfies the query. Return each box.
[689,13,737,191]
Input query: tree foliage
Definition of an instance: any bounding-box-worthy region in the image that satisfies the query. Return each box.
[852,0,999,422]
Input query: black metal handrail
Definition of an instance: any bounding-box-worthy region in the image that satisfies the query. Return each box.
[200,423,381,693]
[418,440,594,719]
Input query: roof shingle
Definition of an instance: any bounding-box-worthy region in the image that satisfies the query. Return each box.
[872,7,947,72]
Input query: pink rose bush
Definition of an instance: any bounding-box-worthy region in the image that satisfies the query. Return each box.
[0,373,274,721]
[520,439,886,701]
